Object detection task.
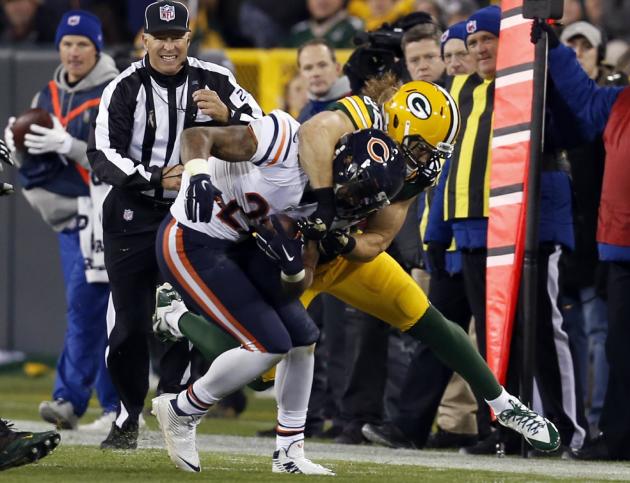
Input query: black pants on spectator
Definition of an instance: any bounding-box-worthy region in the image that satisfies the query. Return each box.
[461,249,492,438]
[103,190,190,424]
[600,261,630,459]
[393,272,472,446]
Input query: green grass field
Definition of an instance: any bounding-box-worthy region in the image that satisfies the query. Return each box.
[1,370,628,482]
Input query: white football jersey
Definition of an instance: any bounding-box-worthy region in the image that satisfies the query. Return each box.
[171,110,309,242]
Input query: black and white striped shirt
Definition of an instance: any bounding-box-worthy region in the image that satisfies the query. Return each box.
[88,56,263,201]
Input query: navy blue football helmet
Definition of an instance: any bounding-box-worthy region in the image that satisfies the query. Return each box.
[332,128,405,221]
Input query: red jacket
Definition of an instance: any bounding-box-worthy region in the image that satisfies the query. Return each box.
[600,88,630,246]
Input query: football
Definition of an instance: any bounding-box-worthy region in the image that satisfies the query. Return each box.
[11,107,53,152]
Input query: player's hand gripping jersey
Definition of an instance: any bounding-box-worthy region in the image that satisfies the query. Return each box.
[171,111,308,241]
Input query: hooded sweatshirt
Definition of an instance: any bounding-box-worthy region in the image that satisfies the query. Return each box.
[18,53,118,231]
[297,75,352,123]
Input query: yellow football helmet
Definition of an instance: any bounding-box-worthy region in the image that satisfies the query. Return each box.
[383,80,461,178]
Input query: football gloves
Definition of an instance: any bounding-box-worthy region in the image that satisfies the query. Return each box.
[296,187,336,240]
[416,157,442,190]
[253,215,304,278]
[185,173,220,223]
[3,117,16,154]
[318,229,356,258]
[530,19,560,48]
[24,115,73,155]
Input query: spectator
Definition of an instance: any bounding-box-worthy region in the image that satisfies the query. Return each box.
[285,0,363,49]
[401,23,445,83]
[441,21,475,75]
[3,10,120,432]
[87,0,262,450]
[362,21,478,450]
[426,5,585,454]
[296,39,351,122]
[541,19,630,460]
[0,0,58,45]
[561,22,607,81]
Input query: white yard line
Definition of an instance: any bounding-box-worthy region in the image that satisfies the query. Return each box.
[15,420,630,481]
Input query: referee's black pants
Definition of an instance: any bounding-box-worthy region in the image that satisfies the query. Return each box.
[102,189,190,424]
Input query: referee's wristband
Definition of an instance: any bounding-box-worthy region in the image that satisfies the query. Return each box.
[280,269,306,283]
[184,158,210,176]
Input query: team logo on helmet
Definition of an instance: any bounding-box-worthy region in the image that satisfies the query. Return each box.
[366,137,390,164]
[466,20,477,34]
[407,92,432,120]
[160,4,176,22]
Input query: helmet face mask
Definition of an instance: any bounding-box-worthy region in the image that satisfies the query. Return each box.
[400,134,454,180]
[332,129,405,222]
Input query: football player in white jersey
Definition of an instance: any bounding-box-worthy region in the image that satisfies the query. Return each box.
[152,110,405,475]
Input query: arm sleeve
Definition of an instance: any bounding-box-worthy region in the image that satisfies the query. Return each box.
[247,110,299,167]
[548,44,623,135]
[87,79,161,190]
[424,157,453,244]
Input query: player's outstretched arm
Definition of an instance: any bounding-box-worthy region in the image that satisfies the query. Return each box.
[181,125,257,164]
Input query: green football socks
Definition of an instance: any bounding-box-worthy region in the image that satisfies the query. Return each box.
[406,305,501,400]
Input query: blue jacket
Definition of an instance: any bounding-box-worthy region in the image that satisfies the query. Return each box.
[548,44,630,261]
[18,55,118,197]
[417,194,462,274]
[425,153,574,250]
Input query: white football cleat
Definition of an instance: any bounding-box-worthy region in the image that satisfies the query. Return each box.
[497,397,561,453]
[152,283,186,341]
[272,439,335,476]
[152,393,202,472]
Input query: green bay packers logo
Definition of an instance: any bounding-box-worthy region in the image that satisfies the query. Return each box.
[367,137,390,164]
[407,92,432,120]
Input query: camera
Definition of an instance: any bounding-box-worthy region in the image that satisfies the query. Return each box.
[344,12,434,93]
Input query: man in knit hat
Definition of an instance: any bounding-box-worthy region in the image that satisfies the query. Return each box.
[440,21,475,76]
[3,10,120,432]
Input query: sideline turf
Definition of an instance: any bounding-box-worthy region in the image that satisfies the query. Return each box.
[3,446,592,482]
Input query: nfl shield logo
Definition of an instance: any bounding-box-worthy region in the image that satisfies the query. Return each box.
[68,15,81,26]
[466,20,477,34]
[123,209,134,221]
[160,4,176,22]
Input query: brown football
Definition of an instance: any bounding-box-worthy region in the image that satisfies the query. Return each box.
[11,108,53,152]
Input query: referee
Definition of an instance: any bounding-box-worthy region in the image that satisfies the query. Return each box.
[87,0,262,449]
